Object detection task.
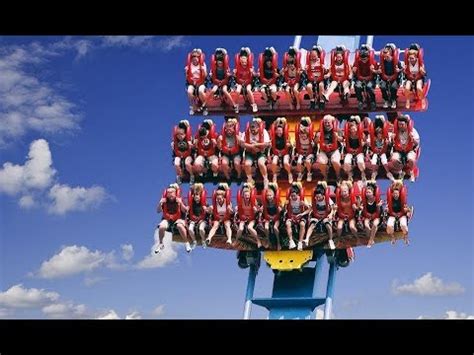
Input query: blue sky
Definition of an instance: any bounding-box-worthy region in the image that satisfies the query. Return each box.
[0,35,472,319]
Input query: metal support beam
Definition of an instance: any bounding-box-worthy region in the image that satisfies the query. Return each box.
[324,259,337,319]
[243,263,258,319]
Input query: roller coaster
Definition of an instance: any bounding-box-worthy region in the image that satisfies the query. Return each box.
[155,35,429,319]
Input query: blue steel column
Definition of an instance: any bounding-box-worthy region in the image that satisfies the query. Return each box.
[243,264,258,319]
[311,250,325,318]
[324,260,337,319]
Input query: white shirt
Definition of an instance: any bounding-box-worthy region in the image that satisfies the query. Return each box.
[409,62,419,76]
[216,202,227,216]
[240,129,270,144]
[189,63,207,81]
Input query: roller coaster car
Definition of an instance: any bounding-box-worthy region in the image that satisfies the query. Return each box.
[196,82,430,116]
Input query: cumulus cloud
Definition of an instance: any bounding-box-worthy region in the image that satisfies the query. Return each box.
[125,311,142,320]
[0,138,108,214]
[0,139,55,196]
[42,302,87,319]
[101,36,154,47]
[157,36,188,52]
[393,273,465,296]
[1,35,189,145]
[48,183,108,215]
[417,310,474,319]
[0,308,11,318]
[136,230,178,269]
[151,305,165,317]
[19,194,35,208]
[121,244,134,261]
[0,284,59,308]
[96,310,120,320]
[0,45,80,146]
[0,284,139,319]
[37,245,115,279]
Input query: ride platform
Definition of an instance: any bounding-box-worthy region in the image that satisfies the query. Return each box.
[192,82,430,117]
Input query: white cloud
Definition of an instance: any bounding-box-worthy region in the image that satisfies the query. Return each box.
[0,45,80,146]
[102,36,154,47]
[0,284,138,319]
[0,138,108,214]
[151,305,165,317]
[417,310,474,320]
[125,311,142,320]
[136,230,179,269]
[19,194,35,208]
[37,245,115,279]
[393,272,465,296]
[157,36,188,52]
[0,308,12,318]
[48,183,108,215]
[96,310,120,320]
[42,302,87,319]
[0,284,59,308]
[83,276,108,287]
[50,37,93,60]
[121,244,134,261]
[0,139,56,195]
[444,311,474,319]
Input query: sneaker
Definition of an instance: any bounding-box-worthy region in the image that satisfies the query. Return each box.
[226,238,232,245]
[391,100,397,109]
[176,175,182,185]
[328,239,336,250]
[306,172,312,182]
[191,240,197,250]
[213,171,218,177]
[297,172,303,182]
[185,242,192,253]
[288,239,296,249]
[202,106,209,116]
[357,102,364,111]
[410,174,416,182]
[154,243,165,254]
[234,104,239,114]
[303,237,310,246]
[189,106,195,115]
[201,240,207,249]
[252,103,258,113]
[383,100,389,109]
[297,241,303,251]
[370,101,377,111]
[189,174,195,184]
